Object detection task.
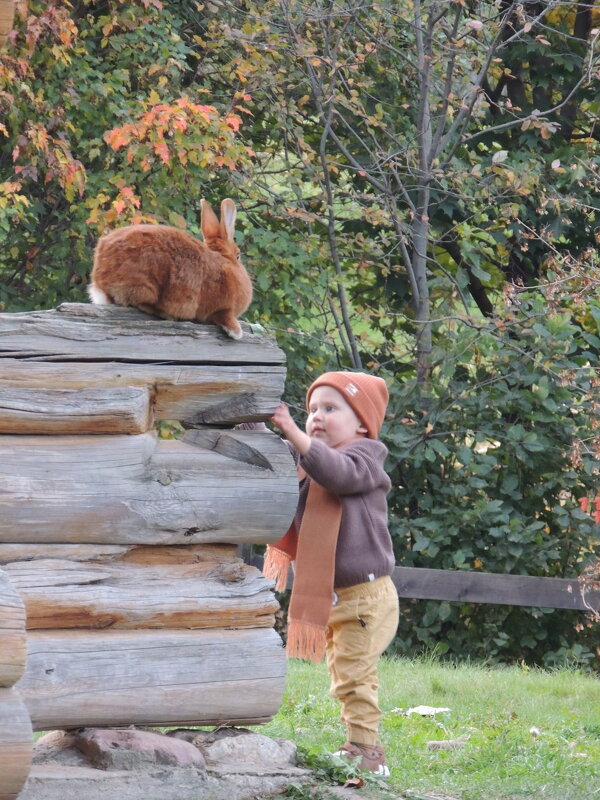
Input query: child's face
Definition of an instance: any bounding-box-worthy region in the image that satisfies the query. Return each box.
[306,385,367,448]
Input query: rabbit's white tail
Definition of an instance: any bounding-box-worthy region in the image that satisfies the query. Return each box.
[87,283,111,305]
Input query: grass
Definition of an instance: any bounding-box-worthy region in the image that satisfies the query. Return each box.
[251,655,600,800]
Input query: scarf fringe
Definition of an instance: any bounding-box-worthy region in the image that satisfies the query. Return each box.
[262,545,291,592]
[286,619,326,663]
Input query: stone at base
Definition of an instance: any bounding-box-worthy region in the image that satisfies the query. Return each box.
[22,727,310,800]
[76,728,206,770]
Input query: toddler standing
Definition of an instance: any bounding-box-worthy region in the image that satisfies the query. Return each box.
[265,371,399,776]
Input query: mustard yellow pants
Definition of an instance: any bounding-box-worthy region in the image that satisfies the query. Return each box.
[325,575,399,747]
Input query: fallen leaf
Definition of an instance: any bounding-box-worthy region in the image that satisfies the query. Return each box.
[342,777,365,789]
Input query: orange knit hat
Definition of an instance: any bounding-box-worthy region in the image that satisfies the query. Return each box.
[306,371,389,439]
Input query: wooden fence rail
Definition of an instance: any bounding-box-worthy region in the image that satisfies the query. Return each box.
[244,551,600,613]
[391,566,600,612]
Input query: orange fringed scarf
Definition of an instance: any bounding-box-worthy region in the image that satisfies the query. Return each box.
[263,467,342,663]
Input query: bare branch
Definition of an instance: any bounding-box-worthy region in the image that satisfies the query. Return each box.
[429,3,464,167]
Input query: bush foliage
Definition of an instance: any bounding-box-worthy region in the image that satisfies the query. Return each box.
[384,290,600,667]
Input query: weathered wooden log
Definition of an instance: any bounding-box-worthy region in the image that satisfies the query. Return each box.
[17,627,285,730]
[0,688,33,800]
[3,558,278,630]
[0,430,297,544]
[0,303,286,433]
[0,385,151,434]
[0,542,241,566]
[0,570,27,687]
[0,0,15,49]
[0,303,283,364]
[0,571,32,800]
[0,360,286,431]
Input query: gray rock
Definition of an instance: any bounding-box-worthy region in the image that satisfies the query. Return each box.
[167,726,252,746]
[203,731,297,769]
[21,727,311,800]
[20,763,236,800]
[74,727,206,771]
[33,730,89,768]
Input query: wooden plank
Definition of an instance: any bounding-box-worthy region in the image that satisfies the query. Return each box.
[0,359,286,426]
[17,628,286,730]
[0,385,151,434]
[0,571,27,687]
[392,566,600,611]
[3,559,278,630]
[250,555,600,613]
[0,430,297,545]
[0,688,33,800]
[0,303,285,365]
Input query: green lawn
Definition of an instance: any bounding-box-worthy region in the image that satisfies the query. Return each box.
[253,656,600,800]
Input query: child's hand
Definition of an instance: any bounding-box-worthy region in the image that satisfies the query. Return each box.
[271,403,312,455]
[271,402,295,435]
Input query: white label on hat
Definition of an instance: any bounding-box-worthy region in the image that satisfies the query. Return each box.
[345,382,359,396]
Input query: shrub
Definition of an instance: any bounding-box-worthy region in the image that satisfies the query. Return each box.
[384,290,599,667]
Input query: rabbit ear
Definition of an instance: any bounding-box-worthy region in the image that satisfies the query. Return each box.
[220,198,237,242]
[200,198,221,241]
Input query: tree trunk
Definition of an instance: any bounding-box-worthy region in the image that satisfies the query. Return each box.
[413,1,434,385]
[411,207,433,386]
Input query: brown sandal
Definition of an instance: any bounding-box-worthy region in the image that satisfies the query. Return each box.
[332,740,390,777]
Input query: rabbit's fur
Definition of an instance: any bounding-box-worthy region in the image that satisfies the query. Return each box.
[88,198,252,339]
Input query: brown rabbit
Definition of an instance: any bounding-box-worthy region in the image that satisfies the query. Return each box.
[88,198,252,339]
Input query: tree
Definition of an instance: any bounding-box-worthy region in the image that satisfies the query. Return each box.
[217,0,600,383]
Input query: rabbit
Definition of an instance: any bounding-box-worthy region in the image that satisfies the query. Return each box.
[88,198,252,339]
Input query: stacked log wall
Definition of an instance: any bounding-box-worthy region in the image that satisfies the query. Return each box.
[0,304,297,733]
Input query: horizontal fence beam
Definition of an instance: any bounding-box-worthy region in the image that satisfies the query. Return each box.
[243,551,600,613]
[392,567,599,612]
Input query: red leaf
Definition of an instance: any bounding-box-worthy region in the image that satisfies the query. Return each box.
[153,139,170,164]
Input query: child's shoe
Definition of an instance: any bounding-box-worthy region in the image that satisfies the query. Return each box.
[332,741,390,777]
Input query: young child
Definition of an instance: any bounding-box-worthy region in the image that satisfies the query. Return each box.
[264,371,399,777]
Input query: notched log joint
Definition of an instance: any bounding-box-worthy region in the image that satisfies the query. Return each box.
[184,429,273,471]
[182,391,259,425]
